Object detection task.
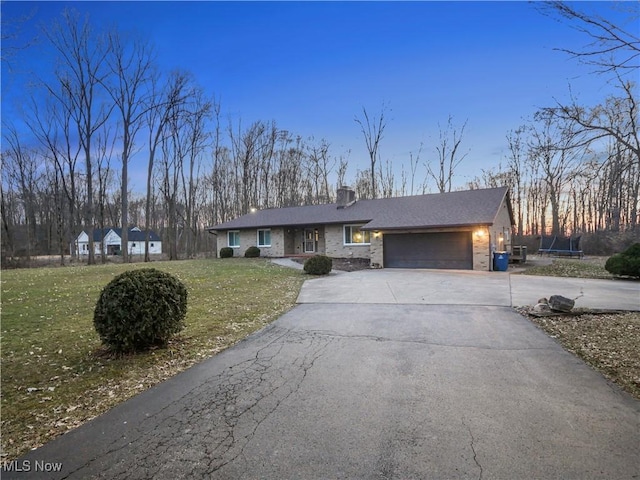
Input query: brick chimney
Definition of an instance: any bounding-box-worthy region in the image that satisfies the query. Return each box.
[336,186,356,209]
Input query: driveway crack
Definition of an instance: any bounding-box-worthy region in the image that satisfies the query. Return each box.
[204,330,332,475]
[302,329,555,351]
[462,417,483,480]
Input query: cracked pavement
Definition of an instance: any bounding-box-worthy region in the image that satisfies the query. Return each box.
[7,301,640,479]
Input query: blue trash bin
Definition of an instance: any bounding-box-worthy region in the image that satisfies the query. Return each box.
[493,251,509,271]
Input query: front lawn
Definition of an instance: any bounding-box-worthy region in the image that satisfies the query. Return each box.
[1,259,305,460]
[518,256,614,279]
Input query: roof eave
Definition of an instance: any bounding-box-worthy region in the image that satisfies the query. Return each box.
[209,219,374,231]
[361,222,491,231]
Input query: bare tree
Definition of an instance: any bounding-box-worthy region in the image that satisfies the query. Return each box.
[143,71,191,261]
[378,159,396,198]
[1,123,41,260]
[28,91,83,258]
[506,127,526,241]
[529,110,585,235]
[354,168,373,200]
[43,9,113,264]
[271,132,309,208]
[180,88,212,257]
[538,3,639,234]
[1,9,36,69]
[426,116,469,193]
[306,137,334,204]
[545,79,639,173]
[95,128,116,262]
[355,104,388,199]
[159,106,185,260]
[104,30,155,262]
[407,144,427,195]
[539,1,639,74]
[336,155,349,191]
[1,167,19,261]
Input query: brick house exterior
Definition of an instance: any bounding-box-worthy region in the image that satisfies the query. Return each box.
[208,186,515,271]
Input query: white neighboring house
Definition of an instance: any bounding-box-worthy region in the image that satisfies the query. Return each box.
[73,227,162,256]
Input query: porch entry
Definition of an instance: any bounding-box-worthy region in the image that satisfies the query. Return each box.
[304,229,316,253]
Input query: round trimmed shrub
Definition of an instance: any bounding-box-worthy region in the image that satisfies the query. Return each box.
[244,246,261,258]
[605,253,625,275]
[304,255,333,275]
[605,243,640,278]
[624,243,640,258]
[93,268,188,353]
[219,247,234,258]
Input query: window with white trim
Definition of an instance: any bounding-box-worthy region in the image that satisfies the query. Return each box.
[228,230,240,248]
[344,225,370,245]
[257,229,271,247]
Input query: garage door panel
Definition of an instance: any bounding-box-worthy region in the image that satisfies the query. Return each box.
[383,232,472,269]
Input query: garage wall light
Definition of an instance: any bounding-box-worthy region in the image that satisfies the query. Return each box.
[373,231,381,239]
[474,229,486,237]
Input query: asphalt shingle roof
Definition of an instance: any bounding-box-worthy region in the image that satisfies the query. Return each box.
[91,227,161,242]
[209,187,511,231]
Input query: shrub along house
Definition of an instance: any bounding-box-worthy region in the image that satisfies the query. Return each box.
[73,227,162,257]
[207,186,515,271]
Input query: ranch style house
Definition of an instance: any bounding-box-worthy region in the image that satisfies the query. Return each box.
[208,186,515,271]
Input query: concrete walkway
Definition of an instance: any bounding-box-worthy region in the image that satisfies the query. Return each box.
[270,257,346,274]
[5,266,639,479]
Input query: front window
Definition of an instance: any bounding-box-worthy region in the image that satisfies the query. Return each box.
[344,225,370,245]
[257,229,271,247]
[228,230,240,248]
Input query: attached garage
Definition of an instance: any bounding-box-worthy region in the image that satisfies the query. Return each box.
[383,232,473,269]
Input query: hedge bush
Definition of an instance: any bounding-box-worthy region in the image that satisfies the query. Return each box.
[605,243,640,278]
[244,246,261,258]
[303,255,333,275]
[219,247,234,258]
[93,268,188,353]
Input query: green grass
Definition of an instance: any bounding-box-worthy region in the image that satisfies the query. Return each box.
[1,258,305,460]
[519,258,615,279]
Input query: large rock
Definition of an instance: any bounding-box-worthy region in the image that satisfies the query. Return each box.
[549,295,575,312]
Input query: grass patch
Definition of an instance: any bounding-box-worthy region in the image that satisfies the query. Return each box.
[1,258,305,460]
[526,311,640,400]
[519,258,614,279]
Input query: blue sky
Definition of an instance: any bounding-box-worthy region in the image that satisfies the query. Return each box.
[1,1,632,192]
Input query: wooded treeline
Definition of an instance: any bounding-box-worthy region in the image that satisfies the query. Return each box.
[2,3,638,265]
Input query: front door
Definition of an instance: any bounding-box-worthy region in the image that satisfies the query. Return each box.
[304,229,315,253]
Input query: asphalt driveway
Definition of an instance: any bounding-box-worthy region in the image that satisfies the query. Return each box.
[6,269,640,479]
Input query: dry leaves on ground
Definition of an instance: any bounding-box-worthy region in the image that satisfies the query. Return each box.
[522,309,640,400]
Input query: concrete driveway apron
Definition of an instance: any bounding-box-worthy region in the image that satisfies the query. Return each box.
[7,269,640,479]
[298,268,640,311]
[299,268,514,305]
